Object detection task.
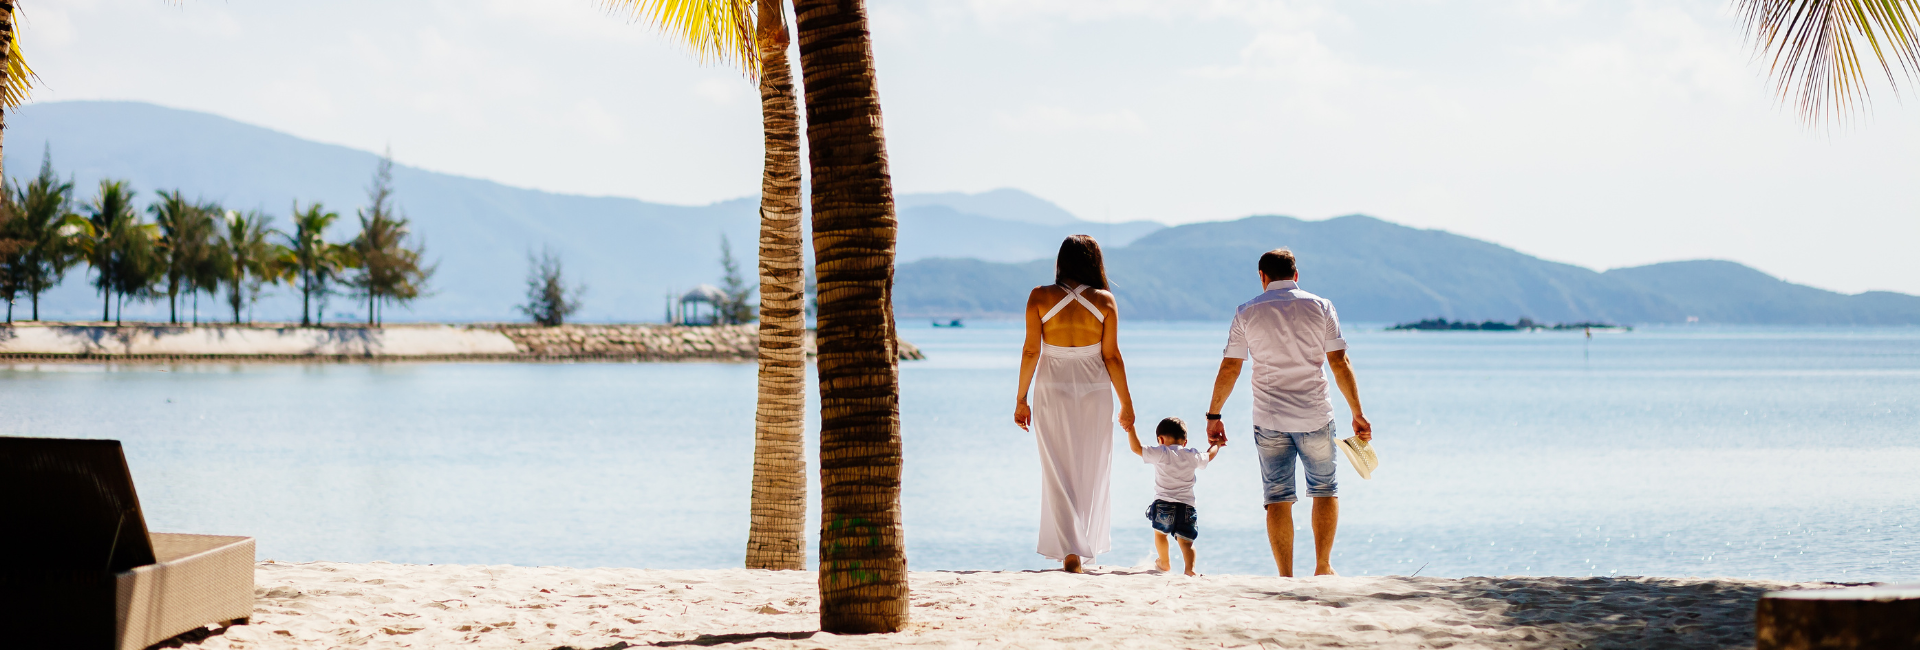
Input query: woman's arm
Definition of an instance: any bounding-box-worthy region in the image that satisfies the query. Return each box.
[1098,291,1136,435]
[1014,288,1045,431]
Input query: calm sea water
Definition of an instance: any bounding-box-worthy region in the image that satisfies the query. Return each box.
[3,323,1916,582]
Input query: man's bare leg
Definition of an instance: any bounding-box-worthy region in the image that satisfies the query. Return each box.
[1064,554,1084,573]
[1265,502,1295,577]
[1177,537,1197,576]
[1312,496,1339,576]
[1153,533,1171,571]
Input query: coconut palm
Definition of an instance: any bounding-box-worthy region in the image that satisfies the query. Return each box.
[606,0,810,572]
[184,200,226,325]
[0,184,25,321]
[150,190,219,324]
[790,0,908,632]
[1736,0,1920,122]
[82,179,161,324]
[215,210,289,325]
[615,0,906,627]
[287,201,351,326]
[348,154,431,326]
[5,149,83,320]
[0,1,41,182]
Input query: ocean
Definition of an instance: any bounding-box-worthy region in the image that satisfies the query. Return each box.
[3,322,1915,582]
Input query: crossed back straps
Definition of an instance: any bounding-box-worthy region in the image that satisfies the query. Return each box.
[1040,283,1105,324]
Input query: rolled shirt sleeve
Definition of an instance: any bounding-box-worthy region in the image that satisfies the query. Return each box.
[1321,303,1348,353]
[1224,309,1251,359]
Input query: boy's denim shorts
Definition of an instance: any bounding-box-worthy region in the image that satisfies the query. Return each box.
[1254,420,1338,504]
[1146,499,1199,541]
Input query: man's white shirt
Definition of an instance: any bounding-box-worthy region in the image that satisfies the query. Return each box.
[1223,280,1347,432]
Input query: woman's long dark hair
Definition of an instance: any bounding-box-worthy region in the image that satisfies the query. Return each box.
[1054,235,1110,290]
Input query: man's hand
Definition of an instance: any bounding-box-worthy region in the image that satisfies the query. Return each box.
[1014,401,1031,431]
[1352,413,1372,442]
[1206,418,1227,446]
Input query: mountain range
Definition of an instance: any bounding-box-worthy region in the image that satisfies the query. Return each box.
[5,101,1158,322]
[8,100,1916,325]
[897,216,1920,324]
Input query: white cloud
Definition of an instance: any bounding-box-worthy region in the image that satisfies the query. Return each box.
[15,0,1920,294]
[693,78,750,106]
[994,106,1146,133]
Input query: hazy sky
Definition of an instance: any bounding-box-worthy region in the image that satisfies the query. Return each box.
[19,0,1920,294]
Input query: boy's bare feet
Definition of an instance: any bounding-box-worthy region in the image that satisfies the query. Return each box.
[1314,565,1338,576]
[1185,569,1199,577]
[1064,554,1085,573]
[1155,558,1170,571]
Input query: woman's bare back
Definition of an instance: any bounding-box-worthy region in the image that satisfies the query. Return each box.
[1029,284,1114,347]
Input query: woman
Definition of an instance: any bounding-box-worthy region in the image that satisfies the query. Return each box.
[1014,235,1136,573]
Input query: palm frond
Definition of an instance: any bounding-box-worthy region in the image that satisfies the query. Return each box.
[603,0,759,76]
[2,22,40,110]
[1737,0,1920,123]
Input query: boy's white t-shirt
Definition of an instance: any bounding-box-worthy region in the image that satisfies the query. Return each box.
[1142,444,1209,506]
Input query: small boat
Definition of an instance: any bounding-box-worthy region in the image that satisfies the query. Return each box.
[931,319,965,328]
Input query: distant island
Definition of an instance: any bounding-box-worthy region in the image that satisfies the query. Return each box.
[1387,318,1629,332]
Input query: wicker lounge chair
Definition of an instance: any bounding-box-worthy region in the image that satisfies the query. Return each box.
[0,436,255,650]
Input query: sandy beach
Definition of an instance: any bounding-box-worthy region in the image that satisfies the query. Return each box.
[156,561,1830,649]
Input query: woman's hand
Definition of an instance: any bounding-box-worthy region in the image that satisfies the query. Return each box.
[1117,404,1135,435]
[1014,401,1032,431]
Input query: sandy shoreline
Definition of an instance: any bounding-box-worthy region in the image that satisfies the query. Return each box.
[158,561,1832,649]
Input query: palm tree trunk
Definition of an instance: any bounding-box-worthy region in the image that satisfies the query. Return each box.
[230,270,242,325]
[168,279,178,324]
[745,0,808,572]
[793,0,907,633]
[301,273,311,326]
[0,0,13,183]
[102,286,111,322]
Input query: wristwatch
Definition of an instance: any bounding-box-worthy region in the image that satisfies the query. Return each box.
[1205,413,1222,421]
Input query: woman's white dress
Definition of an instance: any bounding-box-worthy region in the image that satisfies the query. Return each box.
[1032,284,1113,561]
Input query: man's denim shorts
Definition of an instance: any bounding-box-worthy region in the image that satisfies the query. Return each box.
[1146,499,1199,541]
[1254,420,1338,504]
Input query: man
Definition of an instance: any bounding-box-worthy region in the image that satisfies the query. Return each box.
[1205,248,1370,577]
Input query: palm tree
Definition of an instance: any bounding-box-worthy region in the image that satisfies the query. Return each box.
[215,210,287,325]
[348,154,431,326]
[1735,0,1920,122]
[7,149,83,321]
[791,0,908,633]
[185,200,226,325]
[288,201,349,326]
[0,0,41,183]
[0,185,25,322]
[82,179,158,324]
[150,190,218,324]
[608,0,811,573]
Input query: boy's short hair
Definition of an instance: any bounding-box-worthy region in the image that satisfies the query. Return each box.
[1156,417,1188,442]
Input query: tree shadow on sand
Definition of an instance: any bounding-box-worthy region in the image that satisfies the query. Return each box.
[1232,575,1795,649]
[555,631,818,649]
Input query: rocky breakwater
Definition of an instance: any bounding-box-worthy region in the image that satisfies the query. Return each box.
[0,322,923,362]
[492,324,924,361]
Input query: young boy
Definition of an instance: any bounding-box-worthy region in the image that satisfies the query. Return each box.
[1127,417,1222,576]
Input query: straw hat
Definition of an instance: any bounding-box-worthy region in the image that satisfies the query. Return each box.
[1338,436,1378,480]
